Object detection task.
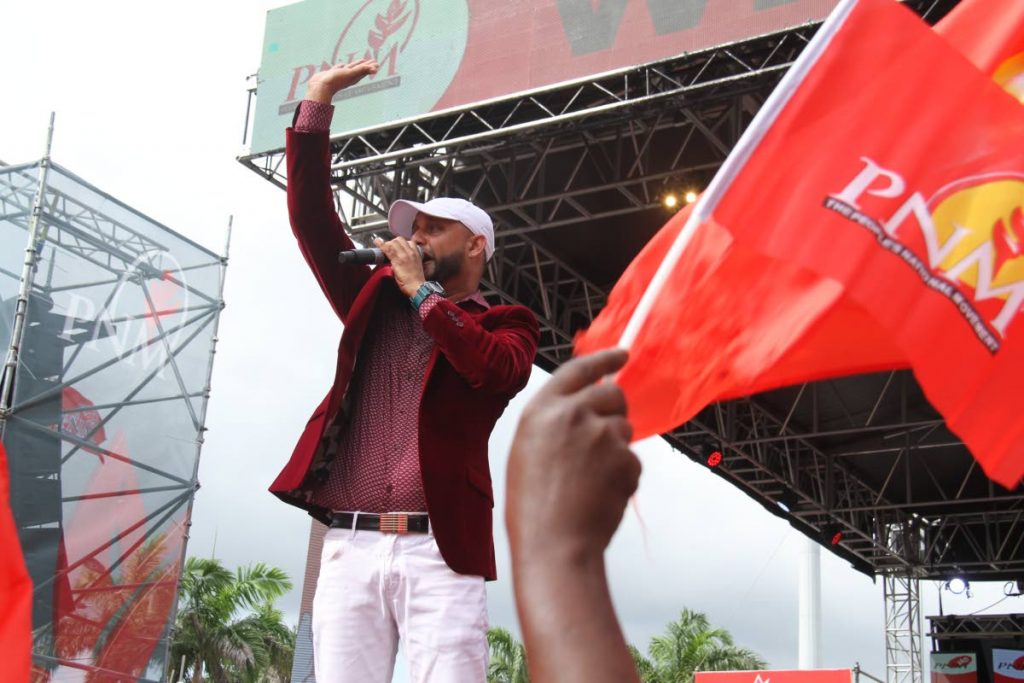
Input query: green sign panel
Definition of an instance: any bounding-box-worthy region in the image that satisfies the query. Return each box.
[251,0,468,154]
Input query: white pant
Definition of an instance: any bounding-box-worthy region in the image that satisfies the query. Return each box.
[312,527,488,683]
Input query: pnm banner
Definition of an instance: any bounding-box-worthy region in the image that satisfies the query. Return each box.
[250,0,841,154]
[994,649,1024,683]
[931,652,978,683]
[695,670,851,683]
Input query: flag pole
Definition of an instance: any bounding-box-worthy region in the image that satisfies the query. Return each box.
[614,0,858,352]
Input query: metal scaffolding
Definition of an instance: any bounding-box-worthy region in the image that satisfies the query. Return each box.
[0,128,227,680]
[884,572,925,683]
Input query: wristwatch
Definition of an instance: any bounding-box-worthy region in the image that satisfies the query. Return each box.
[410,280,445,310]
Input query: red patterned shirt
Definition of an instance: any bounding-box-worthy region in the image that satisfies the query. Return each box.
[297,100,491,513]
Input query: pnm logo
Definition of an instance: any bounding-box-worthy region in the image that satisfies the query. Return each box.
[996,655,1024,671]
[60,250,190,379]
[280,0,419,114]
[929,175,1024,310]
[942,655,973,669]
[825,158,1024,352]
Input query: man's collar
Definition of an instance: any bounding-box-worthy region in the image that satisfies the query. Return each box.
[457,290,491,310]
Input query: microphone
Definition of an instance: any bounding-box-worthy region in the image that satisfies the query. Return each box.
[338,245,424,265]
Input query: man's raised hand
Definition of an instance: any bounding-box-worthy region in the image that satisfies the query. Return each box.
[306,59,380,104]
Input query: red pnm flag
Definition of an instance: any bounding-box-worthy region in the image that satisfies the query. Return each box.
[575,0,1024,488]
[0,441,32,682]
[935,0,1024,102]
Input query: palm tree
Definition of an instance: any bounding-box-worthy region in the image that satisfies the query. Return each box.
[234,603,296,683]
[169,558,293,683]
[629,644,659,682]
[487,626,529,683]
[631,609,766,683]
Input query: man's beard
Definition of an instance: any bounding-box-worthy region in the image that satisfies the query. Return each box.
[426,251,463,284]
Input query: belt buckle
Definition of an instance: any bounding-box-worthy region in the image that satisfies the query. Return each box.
[379,513,408,535]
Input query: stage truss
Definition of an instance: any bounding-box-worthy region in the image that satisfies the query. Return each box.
[0,143,227,681]
[240,0,1020,678]
[928,612,1024,642]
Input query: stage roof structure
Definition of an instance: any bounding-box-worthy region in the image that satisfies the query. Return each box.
[240,0,1022,586]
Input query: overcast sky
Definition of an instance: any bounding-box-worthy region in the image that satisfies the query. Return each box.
[3,1,1022,681]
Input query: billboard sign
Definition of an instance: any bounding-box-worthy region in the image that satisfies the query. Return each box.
[250,0,841,154]
[994,649,1024,683]
[695,670,851,683]
[931,652,978,683]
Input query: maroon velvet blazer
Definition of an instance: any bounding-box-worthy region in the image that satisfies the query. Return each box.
[269,126,540,580]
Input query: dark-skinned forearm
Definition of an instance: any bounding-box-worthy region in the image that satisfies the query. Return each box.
[512,546,639,683]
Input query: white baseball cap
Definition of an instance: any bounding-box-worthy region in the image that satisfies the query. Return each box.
[387,197,495,261]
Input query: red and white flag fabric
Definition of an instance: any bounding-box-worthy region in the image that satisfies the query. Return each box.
[576,0,1024,488]
[0,441,31,683]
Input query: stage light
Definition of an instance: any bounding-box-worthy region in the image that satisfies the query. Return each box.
[685,190,698,204]
[945,577,969,595]
[776,490,799,514]
[689,441,724,468]
[663,193,679,209]
[821,524,843,546]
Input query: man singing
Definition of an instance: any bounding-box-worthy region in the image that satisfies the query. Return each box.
[268,59,540,682]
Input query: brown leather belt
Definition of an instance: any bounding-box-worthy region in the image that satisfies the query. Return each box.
[329,512,430,534]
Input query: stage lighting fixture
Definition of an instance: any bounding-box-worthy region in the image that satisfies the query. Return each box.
[663,193,679,209]
[685,190,698,204]
[821,524,843,546]
[945,577,970,596]
[776,490,800,514]
[688,441,724,468]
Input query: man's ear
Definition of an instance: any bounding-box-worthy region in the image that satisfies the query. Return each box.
[466,234,487,259]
